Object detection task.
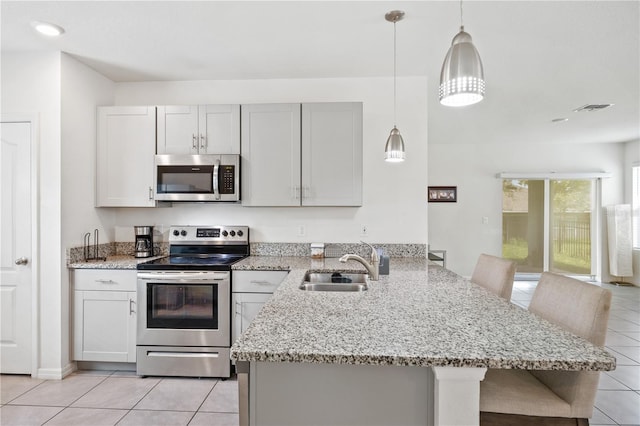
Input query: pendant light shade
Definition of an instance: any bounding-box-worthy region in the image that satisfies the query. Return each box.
[439,28,485,106]
[384,10,406,163]
[439,0,485,107]
[384,126,405,162]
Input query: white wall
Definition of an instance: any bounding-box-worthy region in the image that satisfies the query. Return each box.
[428,142,625,278]
[61,53,116,369]
[1,52,64,378]
[113,77,429,244]
[1,52,118,378]
[61,54,116,246]
[624,140,640,285]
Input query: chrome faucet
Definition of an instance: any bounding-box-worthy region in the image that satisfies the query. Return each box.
[339,241,380,281]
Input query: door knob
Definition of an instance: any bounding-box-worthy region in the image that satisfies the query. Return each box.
[15,257,28,265]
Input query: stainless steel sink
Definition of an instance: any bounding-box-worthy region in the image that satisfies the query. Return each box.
[299,272,369,292]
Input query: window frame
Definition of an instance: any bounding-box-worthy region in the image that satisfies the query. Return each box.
[632,165,640,249]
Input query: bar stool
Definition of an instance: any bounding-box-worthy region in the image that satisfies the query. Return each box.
[480,272,613,425]
[470,254,517,300]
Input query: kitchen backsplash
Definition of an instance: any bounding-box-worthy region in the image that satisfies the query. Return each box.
[66,242,169,264]
[67,242,425,264]
[251,243,426,258]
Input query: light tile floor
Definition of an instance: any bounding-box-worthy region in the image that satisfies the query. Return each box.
[1,280,638,426]
[512,280,640,426]
[0,371,238,426]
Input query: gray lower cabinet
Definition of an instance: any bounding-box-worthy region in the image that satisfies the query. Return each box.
[72,269,137,362]
[231,270,289,344]
[241,102,363,207]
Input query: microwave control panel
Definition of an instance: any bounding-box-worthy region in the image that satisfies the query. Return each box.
[219,165,235,194]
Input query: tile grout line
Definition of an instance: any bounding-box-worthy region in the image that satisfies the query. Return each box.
[3,378,48,405]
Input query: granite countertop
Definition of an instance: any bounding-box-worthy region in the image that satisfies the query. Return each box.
[68,255,164,269]
[230,257,616,372]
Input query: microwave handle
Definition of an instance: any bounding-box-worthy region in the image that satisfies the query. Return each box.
[213,158,221,200]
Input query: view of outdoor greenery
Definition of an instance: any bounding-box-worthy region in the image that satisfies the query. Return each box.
[502,179,592,275]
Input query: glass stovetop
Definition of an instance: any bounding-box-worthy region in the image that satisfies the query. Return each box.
[137,253,247,271]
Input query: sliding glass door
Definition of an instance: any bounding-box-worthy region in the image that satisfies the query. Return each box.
[502,178,597,278]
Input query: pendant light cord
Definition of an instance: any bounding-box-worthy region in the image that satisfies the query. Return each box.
[393,19,397,127]
[460,0,464,31]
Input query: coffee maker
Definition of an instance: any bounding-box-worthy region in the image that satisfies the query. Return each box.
[134,226,154,258]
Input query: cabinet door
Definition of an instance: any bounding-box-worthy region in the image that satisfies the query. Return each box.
[96,106,156,207]
[232,293,273,344]
[199,105,240,154]
[301,102,363,206]
[156,105,199,154]
[241,104,301,206]
[73,290,136,362]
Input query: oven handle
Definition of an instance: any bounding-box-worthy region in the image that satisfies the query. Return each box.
[137,272,228,281]
[147,351,220,358]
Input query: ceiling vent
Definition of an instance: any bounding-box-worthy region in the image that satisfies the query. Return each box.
[573,104,614,112]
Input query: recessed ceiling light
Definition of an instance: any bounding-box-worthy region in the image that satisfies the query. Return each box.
[31,21,65,37]
[552,118,569,123]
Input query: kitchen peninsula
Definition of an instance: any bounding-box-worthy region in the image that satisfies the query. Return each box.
[231,258,616,426]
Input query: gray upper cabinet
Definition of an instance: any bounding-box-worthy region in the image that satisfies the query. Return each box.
[241,103,302,206]
[157,104,240,155]
[241,102,363,207]
[301,103,363,206]
[96,106,156,207]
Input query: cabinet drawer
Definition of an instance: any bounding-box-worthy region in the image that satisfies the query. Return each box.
[73,269,137,292]
[232,270,288,293]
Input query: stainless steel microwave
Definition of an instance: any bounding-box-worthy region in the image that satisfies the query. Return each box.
[154,154,240,202]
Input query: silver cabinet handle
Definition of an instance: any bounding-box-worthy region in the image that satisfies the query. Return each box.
[95,279,116,284]
[200,134,206,150]
[302,186,310,200]
[148,186,153,200]
[213,158,221,200]
[192,134,197,149]
[292,185,300,200]
[15,257,28,265]
[235,301,242,316]
[129,299,136,315]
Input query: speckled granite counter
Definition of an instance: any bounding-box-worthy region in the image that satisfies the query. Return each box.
[231,257,615,372]
[68,255,164,269]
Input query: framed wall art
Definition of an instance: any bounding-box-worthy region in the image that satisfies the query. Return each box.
[428,186,457,203]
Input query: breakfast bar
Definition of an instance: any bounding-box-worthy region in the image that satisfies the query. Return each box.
[231,258,615,426]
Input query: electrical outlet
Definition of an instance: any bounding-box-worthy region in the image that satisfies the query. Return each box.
[298,225,306,237]
[482,217,489,225]
[360,224,368,236]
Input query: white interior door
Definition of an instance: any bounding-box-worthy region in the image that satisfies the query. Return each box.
[1,122,33,374]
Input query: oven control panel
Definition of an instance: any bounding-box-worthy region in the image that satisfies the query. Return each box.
[169,225,249,244]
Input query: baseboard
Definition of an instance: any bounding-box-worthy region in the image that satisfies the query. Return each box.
[36,362,76,380]
[76,361,136,372]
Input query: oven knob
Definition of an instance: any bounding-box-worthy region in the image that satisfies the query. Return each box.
[230,230,236,237]
[173,230,179,236]
[222,230,228,237]
[181,230,187,237]
[237,230,244,237]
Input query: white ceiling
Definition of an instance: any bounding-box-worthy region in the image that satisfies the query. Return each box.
[2,1,639,146]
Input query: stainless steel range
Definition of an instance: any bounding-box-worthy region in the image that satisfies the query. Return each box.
[136,225,249,378]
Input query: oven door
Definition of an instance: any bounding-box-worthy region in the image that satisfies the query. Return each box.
[137,271,230,347]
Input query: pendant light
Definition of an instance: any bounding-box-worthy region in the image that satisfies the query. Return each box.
[384,10,406,163]
[439,0,485,107]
